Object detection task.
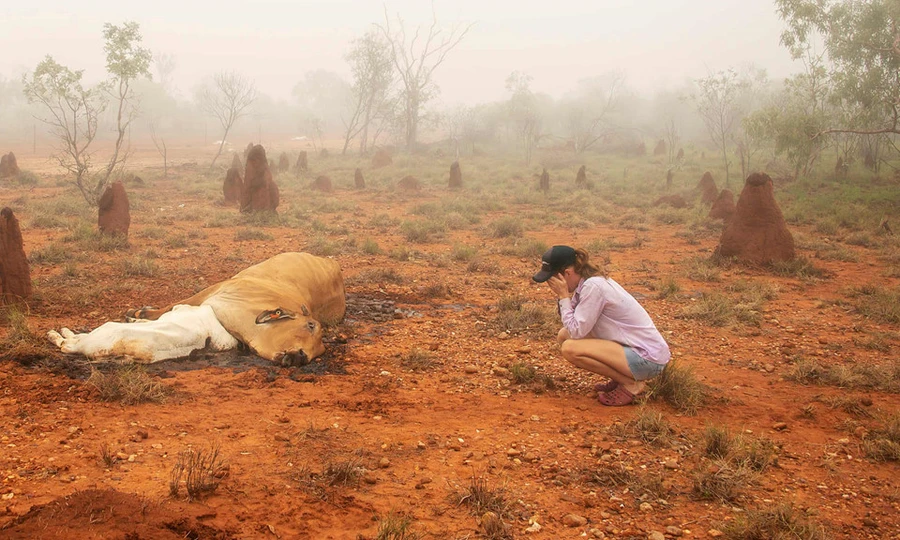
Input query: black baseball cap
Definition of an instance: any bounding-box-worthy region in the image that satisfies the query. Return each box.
[532,245,576,283]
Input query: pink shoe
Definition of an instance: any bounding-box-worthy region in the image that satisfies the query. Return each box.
[597,386,637,406]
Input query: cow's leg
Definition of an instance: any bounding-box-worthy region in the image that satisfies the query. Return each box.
[60,328,76,339]
[47,330,65,348]
[125,282,226,321]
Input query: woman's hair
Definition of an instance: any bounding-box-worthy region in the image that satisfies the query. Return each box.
[572,248,606,278]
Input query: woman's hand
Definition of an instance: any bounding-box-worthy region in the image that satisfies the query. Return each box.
[547,273,570,299]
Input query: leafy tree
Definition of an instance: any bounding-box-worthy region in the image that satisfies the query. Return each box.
[23,57,105,203]
[776,0,900,136]
[743,51,829,179]
[100,22,152,189]
[23,21,151,205]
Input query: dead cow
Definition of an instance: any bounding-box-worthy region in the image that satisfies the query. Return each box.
[48,253,346,365]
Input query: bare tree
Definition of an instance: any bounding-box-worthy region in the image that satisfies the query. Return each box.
[149,120,168,178]
[23,56,105,205]
[342,31,394,155]
[377,5,472,151]
[663,118,680,167]
[690,69,747,186]
[564,72,627,153]
[506,71,543,164]
[199,71,257,169]
[154,51,176,94]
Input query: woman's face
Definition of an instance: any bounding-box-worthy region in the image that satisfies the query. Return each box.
[561,266,581,292]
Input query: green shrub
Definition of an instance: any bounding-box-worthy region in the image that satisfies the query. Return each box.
[489,216,524,238]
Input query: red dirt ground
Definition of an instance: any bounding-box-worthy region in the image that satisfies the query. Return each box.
[0,146,898,539]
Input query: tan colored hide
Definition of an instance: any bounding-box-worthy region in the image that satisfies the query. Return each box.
[138,253,345,365]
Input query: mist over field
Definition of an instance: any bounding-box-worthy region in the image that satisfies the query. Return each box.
[0,0,802,146]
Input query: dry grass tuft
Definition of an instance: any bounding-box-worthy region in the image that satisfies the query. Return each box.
[169,444,228,500]
[614,407,673,446]
[375,511,422,540]
[87,366,171,405]
[646,360,710,414]
[455,474,511,518]
[721,502,830,539]
[692,460,756,502]
[786,357,900,393]
[701,425,777,472]
[400,349,437,372]
[493,295,556,337]
[862,412,900,462]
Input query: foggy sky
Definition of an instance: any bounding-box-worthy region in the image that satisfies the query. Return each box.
[2,0,799,106]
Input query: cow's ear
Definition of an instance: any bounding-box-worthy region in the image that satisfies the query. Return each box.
[300,304,310,316]
[255,308,295,324]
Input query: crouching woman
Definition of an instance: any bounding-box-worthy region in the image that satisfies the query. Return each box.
[533,245,671,406]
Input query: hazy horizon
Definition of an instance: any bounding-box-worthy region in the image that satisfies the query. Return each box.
[2,0,800,107]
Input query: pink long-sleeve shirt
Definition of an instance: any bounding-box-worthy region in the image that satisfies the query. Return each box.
[558,276,671,365]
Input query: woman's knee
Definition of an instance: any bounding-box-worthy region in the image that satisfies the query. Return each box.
[556,327,570,346]
[559,339,578,363]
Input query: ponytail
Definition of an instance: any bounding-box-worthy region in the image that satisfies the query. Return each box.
[573,248,605,279]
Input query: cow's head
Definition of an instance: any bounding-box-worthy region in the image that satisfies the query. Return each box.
[251,304,325,366]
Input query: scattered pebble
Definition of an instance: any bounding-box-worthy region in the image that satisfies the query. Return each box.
[379,457,390,469]
[773,422,788,431]
[562,514,587,527]
[464,365,478,374]
[648,531,665,540]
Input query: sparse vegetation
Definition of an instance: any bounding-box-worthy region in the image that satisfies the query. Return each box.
[374,512,422,540]
[862,412,900,462]
[493,295,556,336]
[613,407,673,446]
[693,459,756,502]
[702,425,777,472]
[847,284,900,324]
[455,474,510,518]
[234,227,274,242]
[169,444,228,500]
[488,216,523,238]
[646,360,709,414]
[771,257,828,280]
[786,357,900,393]
[721,503,830,540]
[87,366,170,404]
[99,443,116,468]
[122,256,159,277]
[400,349,436,372]
[451,243,478,262]
[678,290,764,327]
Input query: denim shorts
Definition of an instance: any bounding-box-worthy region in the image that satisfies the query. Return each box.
[624,346,666,381]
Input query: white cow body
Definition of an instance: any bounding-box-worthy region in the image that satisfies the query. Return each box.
[47,304,238,363]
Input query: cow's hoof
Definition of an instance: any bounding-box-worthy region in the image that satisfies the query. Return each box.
[125,306,155,320]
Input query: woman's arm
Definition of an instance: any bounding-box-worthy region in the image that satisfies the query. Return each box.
[560,280,607,339]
